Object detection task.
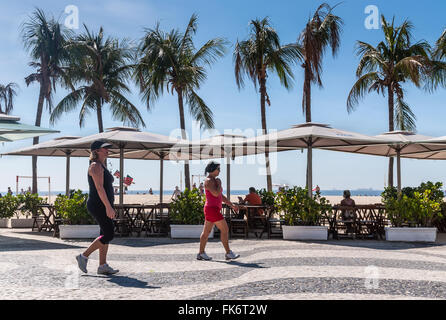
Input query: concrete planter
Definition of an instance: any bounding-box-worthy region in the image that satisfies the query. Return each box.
[385,227,437,242]
[170,224,214,239]
[0,219,8,228]
[282,225,328,240]
[59,225,100,239]
[7,218,34,229]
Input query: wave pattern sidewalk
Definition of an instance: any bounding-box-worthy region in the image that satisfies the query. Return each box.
[0,229,445,300]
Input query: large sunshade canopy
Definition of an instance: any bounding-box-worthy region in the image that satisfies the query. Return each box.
[239,123,393,196]
[0,114,59,142]
[51,127,188,205]
[319,131,445,193]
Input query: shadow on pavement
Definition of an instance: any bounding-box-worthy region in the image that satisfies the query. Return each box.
[82,274,161,289]
[0,234,84,252]
[285,238,446,250]
[210,260,267,269]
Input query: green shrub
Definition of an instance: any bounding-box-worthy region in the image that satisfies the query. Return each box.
[16,192,46,218]
[54,190,95,225]
[257,188,275,206]
[412,190,442,227]
[170,188,206,225]
[275,187,331,226]
[383,184,443,227]
[384,195,415,227]
[0,194,21,219]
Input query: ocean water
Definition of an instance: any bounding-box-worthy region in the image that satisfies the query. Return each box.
[2,189,384,197]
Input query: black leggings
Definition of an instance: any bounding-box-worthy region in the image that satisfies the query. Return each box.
[87,202,114,245]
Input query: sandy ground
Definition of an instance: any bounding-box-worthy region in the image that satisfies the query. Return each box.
[42,194,383,205]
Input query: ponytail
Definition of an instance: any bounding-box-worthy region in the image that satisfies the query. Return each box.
[89,150,99,162]
[204,161,220,175]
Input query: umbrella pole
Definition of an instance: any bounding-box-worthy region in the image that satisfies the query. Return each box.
[120,147,124,205]
[307,140,313,198]
[65,151,71,196]
[160,158,164,204]
[397,150,402,198]
[226,153,231,202]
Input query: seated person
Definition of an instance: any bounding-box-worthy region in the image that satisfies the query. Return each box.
[240,187,264,216]
[340,190,355,233]
[171,186,181,200]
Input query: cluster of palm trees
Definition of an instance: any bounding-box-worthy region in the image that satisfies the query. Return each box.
[11,4,446,193]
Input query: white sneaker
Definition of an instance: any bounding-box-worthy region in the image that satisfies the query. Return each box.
[197,252,212,261]
[76,254,88,273]
[97,263,119,275]
[225,250,240,261]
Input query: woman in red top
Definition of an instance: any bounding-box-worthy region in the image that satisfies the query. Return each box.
[197,162,240,261]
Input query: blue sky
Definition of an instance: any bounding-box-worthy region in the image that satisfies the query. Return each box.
[1,0,446,193]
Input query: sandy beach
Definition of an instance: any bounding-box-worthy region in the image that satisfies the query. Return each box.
[43,194,383,206]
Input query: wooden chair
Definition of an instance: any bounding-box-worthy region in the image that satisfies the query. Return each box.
[113,206,131,237]
[332,206,357,239]
[225,205,248,239]
[144,203,170,237]
[247,207,268,239]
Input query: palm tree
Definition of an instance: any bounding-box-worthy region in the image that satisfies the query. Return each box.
[297,3,343,194]
[134,14,226,190]
[427,28,446,91]
[347,15,432,187]
[299,2,343,122]
[50,25,145,132]
[234,17,302,191]
[0,82,19,114]
[21,8,72,193]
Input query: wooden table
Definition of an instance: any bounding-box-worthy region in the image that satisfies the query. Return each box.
[33,204,61,237]
[327,204,387,240]
[113,204,170,237]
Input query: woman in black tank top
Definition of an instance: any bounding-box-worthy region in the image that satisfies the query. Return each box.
[75,140,119,275]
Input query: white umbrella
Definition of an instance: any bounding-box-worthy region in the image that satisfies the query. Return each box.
[320,131,444,194]
[55,127,185,205]
[2,136,83,196]
[398,135,446,160]
[241,123,391,196]
[121,133,291,200]
[0,114,59,141]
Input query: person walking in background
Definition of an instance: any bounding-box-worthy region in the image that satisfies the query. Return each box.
[198,161,240,261]
[199,182,204,195]
[7,187,12,195]
[171,186,181,200]
[76,140,119,275]
[148,188,153,195]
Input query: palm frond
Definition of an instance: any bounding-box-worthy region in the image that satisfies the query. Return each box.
[109,90,146,128]
[187,90,214,129]
[346,72,381,113]
[394,97,416,131]
[49,88,85,124]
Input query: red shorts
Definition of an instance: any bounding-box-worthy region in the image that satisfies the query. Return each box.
[204,206,224,223]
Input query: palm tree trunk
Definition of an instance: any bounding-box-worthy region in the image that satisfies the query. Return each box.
[388,84,394,188]
[177,88,191,190]
[304,65,312,191]
[260,76,272,192]
[97,101,104,133]
[304,65,312,123]
[32,86,45,194]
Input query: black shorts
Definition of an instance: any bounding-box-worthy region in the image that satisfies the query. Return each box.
[87,201,114,245]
